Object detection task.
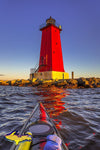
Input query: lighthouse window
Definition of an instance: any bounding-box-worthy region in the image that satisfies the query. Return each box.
[53,51,55,54]
[55,30,56,32]
[56,42,58,45]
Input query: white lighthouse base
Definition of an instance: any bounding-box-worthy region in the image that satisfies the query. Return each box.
[30,71,69,80]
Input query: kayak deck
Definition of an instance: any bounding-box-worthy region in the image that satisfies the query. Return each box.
[10,102,69,150]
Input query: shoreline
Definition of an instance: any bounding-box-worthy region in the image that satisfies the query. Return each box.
[0,77,100,89]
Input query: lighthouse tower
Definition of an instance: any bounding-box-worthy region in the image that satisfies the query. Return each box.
[32,17,69,80]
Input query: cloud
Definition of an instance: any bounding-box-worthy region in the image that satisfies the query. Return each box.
[0,74,4,76]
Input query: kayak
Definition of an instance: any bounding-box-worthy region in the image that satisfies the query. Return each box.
[7,102,69,150]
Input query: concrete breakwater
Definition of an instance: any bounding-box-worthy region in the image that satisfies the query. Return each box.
[0,77,100,89]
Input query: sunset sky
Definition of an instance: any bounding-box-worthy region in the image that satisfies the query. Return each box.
[0,0,100,80]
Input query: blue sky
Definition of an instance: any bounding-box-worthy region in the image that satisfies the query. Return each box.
[0,0,100,80]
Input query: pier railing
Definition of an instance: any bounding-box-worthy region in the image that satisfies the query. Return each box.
[30,64,39,74]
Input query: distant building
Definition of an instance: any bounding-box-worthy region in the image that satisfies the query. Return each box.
[30,17,69,80]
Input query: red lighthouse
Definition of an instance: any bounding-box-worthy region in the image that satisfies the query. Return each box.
[31,17,69,80]
[38,16,65,73]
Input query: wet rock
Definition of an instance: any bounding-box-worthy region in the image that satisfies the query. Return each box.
[0,78,100,89]
[87,77,100,88]
[55,80,67,87]
[64,79,78,89]
[67,79,78,85]
[78,78,90,88]
[0,80,9,85]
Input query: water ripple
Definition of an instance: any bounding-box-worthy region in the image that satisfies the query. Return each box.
[0,86,100,150]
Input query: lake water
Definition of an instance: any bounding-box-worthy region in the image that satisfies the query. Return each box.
[0,86,100,150]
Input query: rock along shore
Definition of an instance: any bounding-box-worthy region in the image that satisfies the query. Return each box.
[0,77,100,89]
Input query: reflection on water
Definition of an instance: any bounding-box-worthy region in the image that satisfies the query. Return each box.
[0,86,100,150]
[34,86,69,129]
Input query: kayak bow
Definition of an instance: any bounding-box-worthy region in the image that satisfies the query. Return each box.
[9,102,69,150]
